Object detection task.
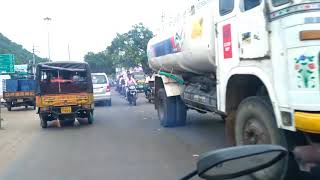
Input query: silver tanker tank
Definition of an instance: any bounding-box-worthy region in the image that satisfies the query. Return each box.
[147,0,216,75]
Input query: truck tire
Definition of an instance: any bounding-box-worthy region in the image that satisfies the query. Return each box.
[88,111,93,124]
[234,96,297,180]
[7,103,11,111]
[40,115,48,128]
[176,96,187,126]
[157,88,177,127]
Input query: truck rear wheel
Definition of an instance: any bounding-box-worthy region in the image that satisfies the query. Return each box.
[176,96,187,126]
[235,96,297,180]
[88,111,93,124]
[6,102,12,111]
[40,114,48,128]
[157,88,186,127]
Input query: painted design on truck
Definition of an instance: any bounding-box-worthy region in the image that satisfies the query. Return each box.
[294,55,317,88]
[269,2,320,21]
[242,32,251,44]
[149,32,183,58]
[191,18,203,39]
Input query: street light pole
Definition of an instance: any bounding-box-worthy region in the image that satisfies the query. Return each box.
[43,17,52,62]
[68,43,71,61]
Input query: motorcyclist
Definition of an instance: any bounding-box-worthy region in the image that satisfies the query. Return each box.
[118,75,126,95]
[145,73,153,84]
[125,73,137,99]
[144,73,154,97]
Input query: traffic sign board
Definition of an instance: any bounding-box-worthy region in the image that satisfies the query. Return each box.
[0,54,14,74]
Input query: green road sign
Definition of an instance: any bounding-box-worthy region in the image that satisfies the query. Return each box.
[0,54,14,74]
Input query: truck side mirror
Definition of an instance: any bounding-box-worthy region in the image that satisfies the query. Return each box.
[197,145,287,180]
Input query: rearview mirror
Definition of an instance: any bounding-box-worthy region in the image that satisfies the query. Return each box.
[197,145,287,180]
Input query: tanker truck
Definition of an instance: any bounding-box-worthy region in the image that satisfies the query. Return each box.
[147,0,320,179]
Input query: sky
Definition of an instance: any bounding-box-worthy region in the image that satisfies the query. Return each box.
[0,0,185,62]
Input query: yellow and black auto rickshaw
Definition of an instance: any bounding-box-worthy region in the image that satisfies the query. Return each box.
[35,62,94,128]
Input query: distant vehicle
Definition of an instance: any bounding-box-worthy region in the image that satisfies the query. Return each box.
[127,85,137,106]
[132,72,146,92]
[0,75,11,103]
[3,78,36,111]
[109,78,114,87]
[92,73,111,106]
[35,62,94,128]
[145,79,154,103]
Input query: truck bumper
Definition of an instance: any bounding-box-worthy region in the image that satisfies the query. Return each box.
[295,112,320,134]
[39,106,93,120]
[292,112,320,172]
[93,93,111,102]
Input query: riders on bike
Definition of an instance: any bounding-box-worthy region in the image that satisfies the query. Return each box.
[125,73,137,98]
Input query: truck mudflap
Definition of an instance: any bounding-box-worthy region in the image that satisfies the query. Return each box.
[295,112,320,134]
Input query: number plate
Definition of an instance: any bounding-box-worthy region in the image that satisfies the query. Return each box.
[61,106,72,114]
[17,99,24,103]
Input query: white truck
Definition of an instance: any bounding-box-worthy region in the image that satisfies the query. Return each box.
[147,0,320,179]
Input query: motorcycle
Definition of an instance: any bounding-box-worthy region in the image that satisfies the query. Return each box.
[116,80,121,92]
[127,85,138,106]
[121,84,126,96]
[180,144,287,180]
[145,80,154,103]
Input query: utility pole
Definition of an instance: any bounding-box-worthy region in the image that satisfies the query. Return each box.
[68,43,71,61]
[43,17,52,62]
[161,11,165,32]
[32,44,36,75]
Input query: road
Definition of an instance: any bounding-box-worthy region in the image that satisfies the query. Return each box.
[0,90,249,180]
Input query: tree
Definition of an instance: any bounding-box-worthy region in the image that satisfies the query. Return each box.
[84,51,115,74]
[84,23,154,74]
[108,23,154,74]
[0,33,46,64]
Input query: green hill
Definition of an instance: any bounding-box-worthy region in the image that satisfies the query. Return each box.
[0,33,46,65]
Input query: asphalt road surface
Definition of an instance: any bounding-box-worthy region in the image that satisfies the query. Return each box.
[0,90,250,180]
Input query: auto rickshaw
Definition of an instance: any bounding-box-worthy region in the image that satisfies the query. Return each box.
[35,62,94,128]
[132,72,146,93]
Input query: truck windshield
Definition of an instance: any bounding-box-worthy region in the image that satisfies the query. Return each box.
[272,0,290,7]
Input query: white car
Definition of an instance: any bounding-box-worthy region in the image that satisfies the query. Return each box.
[91,73,111,106]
